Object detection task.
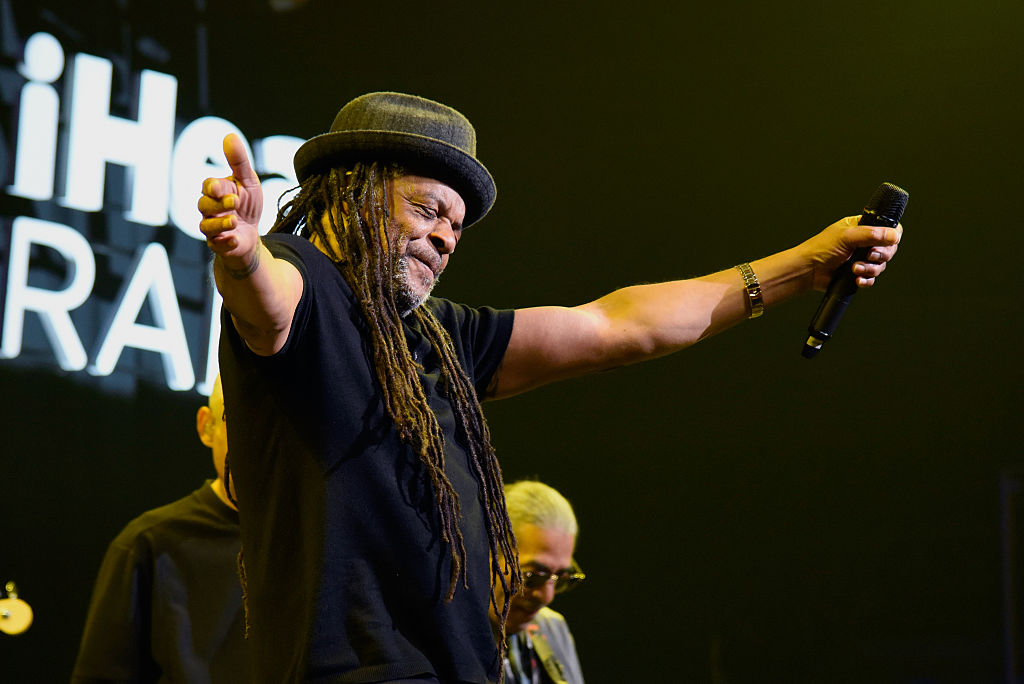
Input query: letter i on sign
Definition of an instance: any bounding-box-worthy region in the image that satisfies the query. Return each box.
[9,33,64,201]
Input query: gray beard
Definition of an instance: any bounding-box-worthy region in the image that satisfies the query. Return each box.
[393,255,438,318]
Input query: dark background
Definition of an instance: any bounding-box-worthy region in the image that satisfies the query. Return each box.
[1,1,1022,682]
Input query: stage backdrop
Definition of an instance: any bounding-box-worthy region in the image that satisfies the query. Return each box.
[1,1,1021,682]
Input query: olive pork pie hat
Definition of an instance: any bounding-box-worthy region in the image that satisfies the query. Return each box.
[293,91,496,227]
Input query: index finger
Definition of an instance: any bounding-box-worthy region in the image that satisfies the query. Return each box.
[223,133,259,188]
[202,176,239,199]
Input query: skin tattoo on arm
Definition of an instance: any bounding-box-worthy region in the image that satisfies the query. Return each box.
[221,248,261,280]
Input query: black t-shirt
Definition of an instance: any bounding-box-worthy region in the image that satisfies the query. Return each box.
[219,233,514,683]
[71,481,249,684]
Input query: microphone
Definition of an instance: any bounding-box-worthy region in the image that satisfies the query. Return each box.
[801,182,908,359]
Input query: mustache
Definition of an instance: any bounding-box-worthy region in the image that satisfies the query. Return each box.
[404,245,441,276]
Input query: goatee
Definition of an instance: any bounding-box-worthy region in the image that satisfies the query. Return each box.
[392,255,438,318]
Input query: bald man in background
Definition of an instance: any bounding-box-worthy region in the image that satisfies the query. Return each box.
[72,377,250,683]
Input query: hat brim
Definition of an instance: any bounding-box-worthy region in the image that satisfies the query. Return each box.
[293,130,496,228]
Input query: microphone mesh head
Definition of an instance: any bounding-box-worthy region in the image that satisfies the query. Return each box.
[864,182,909,223]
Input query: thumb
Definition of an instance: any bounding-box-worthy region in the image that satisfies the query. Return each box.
[223,133,260,190]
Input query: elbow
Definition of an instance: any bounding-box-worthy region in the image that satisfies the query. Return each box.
[230,313,292,357]
[590,321,663,370]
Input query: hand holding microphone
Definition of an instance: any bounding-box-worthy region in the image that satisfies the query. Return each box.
[802,182,908,358]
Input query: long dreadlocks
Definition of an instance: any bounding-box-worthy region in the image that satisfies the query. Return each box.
[269,161,522,639]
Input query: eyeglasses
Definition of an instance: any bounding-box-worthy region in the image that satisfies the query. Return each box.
[521,560,586,594]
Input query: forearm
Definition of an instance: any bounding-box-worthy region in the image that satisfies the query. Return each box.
[213,241,301,355]
[583,243,814,359]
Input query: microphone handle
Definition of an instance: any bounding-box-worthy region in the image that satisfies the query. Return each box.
[805,245,869,347]
[802,191,905,358]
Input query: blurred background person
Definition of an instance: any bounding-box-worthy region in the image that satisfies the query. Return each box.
[71,376,249,683]
[493,479,586,684]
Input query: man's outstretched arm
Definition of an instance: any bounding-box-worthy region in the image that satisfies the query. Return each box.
[198,134,303,356]
[489,216,901,399]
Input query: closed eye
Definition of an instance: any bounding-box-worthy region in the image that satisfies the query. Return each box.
[412,202,438,220]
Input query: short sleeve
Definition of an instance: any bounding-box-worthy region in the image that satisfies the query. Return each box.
[422,298,514,397]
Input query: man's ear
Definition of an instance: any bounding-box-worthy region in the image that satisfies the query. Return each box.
[196,406,214,447]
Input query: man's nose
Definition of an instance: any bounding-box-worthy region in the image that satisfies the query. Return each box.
[526,581,557,606]
[428,220,457,254]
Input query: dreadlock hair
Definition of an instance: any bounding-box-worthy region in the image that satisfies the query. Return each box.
[269,161,522,638]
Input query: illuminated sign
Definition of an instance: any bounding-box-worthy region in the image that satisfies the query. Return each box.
[0,31,302,395]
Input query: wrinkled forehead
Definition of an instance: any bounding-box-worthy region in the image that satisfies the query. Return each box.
[391,173,467,224]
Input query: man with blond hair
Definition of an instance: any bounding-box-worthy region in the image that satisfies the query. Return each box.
[493,480,586,684]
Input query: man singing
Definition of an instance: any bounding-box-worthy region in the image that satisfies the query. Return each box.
[198,91,901,683]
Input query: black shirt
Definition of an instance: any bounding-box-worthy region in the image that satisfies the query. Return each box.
[71,481,248,683]
[220,233,514,683]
